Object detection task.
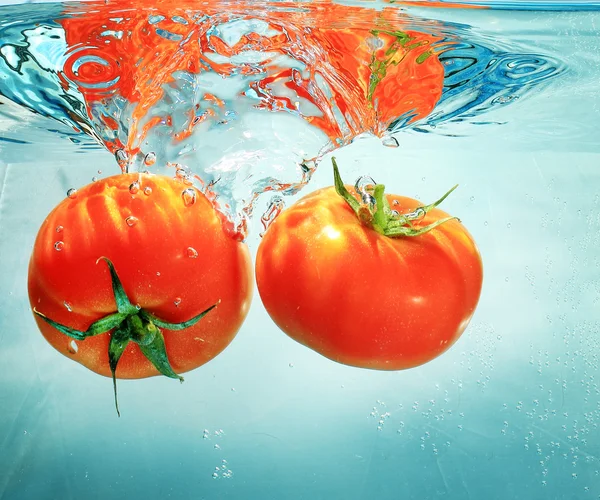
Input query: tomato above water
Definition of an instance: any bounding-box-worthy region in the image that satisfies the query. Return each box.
[256,160,483,370]
[28,174,252,389]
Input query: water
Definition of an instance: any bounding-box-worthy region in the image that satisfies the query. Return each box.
[0,1,599,499]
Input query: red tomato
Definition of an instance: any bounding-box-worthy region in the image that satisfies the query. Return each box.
[28,174,252,384]
[255,162,483,370]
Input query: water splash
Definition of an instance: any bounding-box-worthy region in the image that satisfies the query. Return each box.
[0,0,566,235]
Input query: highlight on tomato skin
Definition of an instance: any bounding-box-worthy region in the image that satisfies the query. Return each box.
[255,159,484,371]
[28,173,253,386]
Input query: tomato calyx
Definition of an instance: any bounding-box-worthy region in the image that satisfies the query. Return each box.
[331,157,459,237]
[33,257,217,416]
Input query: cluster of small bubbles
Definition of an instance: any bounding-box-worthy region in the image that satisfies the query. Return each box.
[54,241,64,251]
[125,216,138,227]
[143,186,152,196]
[182,188,197,207]
[213,460,233,480]
[187,247,198,258]
[174,297,182,307]
[129,182,140,194]
[67,188,78,199]
[202,429,210,440]
[56,225,63,233]
[144,152,157,166]
[369,400,391,431]
[63,301,72,312]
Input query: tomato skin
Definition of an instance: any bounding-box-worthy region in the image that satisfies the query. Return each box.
[28,174,252,379]
[255,186,483,370]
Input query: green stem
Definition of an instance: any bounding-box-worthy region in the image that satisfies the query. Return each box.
[331,157,459,238]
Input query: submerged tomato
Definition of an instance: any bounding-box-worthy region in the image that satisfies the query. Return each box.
[256,161,483,370]
[28,174,252,386]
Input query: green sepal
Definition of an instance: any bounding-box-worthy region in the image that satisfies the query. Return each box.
[139,303,218,331]
[108,326,131,418]
[87,312,131,335]
[32,308,126,340]
[96,257,138,315]
[332,157,361,213]
[128,314,158,346]
[138,329,184,382]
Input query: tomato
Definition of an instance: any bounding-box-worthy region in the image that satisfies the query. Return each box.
[28,173,252,411]
[255,160,483,370]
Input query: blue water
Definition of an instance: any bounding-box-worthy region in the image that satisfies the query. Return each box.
[1,1,600,499]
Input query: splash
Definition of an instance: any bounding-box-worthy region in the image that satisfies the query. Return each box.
[0,0,565,236]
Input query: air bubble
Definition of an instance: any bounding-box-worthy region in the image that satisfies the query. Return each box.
[115,149,128,170]
[355,176,377,206]
[92,176,98,182]
[64,301,72,312]
[125,216,138,227]
[182,188,197,206]
[144,152,157,166]
[382,136,399,148]
[174,297,182,307]
[68,340,78,354]
[143,186,152,196]
[67,188,78,199]
[187,247,198,258]
[129,182,140,194]
[56,225,63,233]
[54,241,64,251]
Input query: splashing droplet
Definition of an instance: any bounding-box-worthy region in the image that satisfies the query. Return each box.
[129,182,140,194]
[174,297,182,307]
[187,247,198,258]
[54,241,64,251]
[115,149,128,170]
[382,136,399,148]
[144,152,157,166]
[182,188,197,206]
[125,216,138,227]
[64,301,72,312]
[56,225,63,233]
[144,186,152,196]
[260,196,285,237]
[67,188,77,199]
